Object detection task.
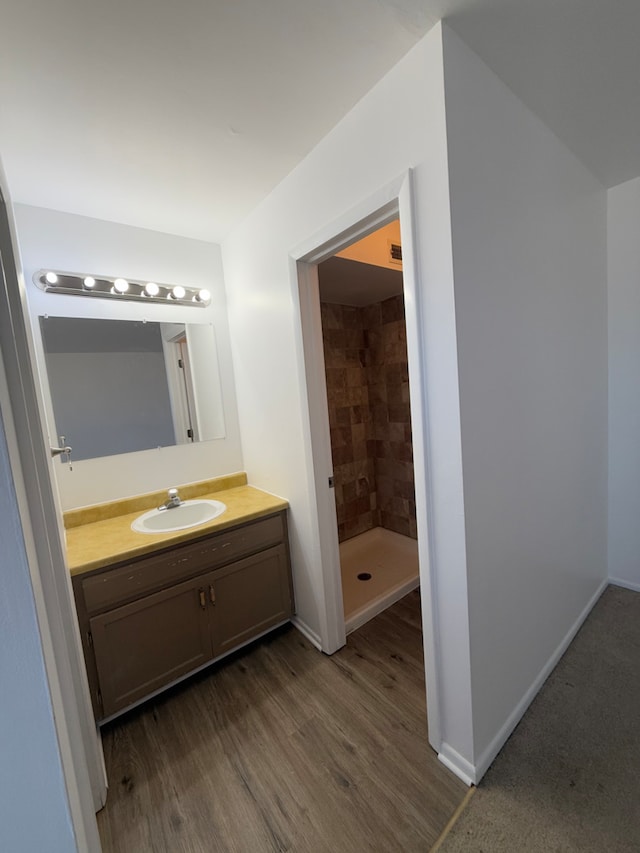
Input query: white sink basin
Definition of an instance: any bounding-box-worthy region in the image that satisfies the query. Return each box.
[131,499,227,534]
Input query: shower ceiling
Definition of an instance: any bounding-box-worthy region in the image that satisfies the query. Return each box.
[318,258,403,307]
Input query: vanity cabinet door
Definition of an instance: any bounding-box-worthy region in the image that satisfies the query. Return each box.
[210,544,293,657]
[90,574,214,718]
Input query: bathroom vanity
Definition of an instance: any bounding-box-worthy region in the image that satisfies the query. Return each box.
[67,476,294,721]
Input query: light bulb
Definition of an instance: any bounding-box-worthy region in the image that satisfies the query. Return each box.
[197,289,211,303]
[83,276,96,289]
[45,271,58,284]
[170,285,186,300]
[113,278,129,293]
[145,282,159,297]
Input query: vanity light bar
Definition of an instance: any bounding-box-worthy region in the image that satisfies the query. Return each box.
[33,269,211,307]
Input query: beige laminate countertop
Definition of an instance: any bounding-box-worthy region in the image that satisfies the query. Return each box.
[65,480,288,576]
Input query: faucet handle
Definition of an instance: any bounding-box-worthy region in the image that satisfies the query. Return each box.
[158,487,181,511]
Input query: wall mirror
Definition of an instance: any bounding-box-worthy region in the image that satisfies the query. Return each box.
[39,316,226,462]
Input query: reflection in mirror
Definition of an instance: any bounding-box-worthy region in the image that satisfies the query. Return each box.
[39,317,225,462]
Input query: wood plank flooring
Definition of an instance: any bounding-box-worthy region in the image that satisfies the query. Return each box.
[97,590,466,852]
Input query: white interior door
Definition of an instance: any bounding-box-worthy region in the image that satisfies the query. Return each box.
[0,169,104,847]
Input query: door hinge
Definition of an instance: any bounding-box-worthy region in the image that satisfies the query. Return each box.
[97,688,103,713]
[328,476,335,488]
[87,631,93,649]
[178,358,184,369]
[187,428,193,439]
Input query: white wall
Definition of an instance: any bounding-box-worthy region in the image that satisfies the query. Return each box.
[14,205,243,509]
[186,322,226,441]
[442,27,608,771]
[223,25,476,776]
[44,339,175,460]
[608,177,640,591]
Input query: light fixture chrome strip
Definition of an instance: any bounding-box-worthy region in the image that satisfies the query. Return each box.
[33,269,211,306]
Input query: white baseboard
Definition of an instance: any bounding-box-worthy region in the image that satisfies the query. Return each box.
[291,616,323,651]
[438,743,476,786]
[473,577,608,782]
[609,577,640,594]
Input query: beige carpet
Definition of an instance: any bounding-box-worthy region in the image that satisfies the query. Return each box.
[438,585,640,852]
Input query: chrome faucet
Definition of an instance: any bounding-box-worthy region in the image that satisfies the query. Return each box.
[158,487,182,511]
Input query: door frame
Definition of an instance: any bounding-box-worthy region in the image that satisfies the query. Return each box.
[0,167,104,848]
[162,327,199,444]
[291,170,443,749]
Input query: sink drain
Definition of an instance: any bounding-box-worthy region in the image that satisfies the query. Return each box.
[357,572,372,581]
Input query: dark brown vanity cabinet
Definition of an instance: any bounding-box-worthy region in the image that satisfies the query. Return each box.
[72,512,294,721]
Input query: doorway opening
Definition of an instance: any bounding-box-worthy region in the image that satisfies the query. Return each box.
[294,175,442,749]
[162,327,198,444]
[317,220,419,633]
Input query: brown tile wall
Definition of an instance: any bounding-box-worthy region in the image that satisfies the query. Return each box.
[321,303,376,541]
[321,294,416,542]
[365,296,417,539]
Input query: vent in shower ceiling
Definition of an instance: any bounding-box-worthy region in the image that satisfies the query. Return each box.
[389,241,402,266]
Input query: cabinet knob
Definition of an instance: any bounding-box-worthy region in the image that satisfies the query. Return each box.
[209,585,216,605]
[198,589,206,609]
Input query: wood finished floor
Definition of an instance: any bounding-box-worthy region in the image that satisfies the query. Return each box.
[97,591,466,852]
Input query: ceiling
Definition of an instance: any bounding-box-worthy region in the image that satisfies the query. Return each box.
[2,0,640,244]
[319,256,403,307]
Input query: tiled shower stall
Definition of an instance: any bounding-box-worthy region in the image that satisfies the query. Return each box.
[320,294,416,543]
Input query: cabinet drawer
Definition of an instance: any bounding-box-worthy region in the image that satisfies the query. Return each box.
[82,513,284,614]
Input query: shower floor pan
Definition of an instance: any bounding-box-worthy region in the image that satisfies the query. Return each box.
[339,527,419,634]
